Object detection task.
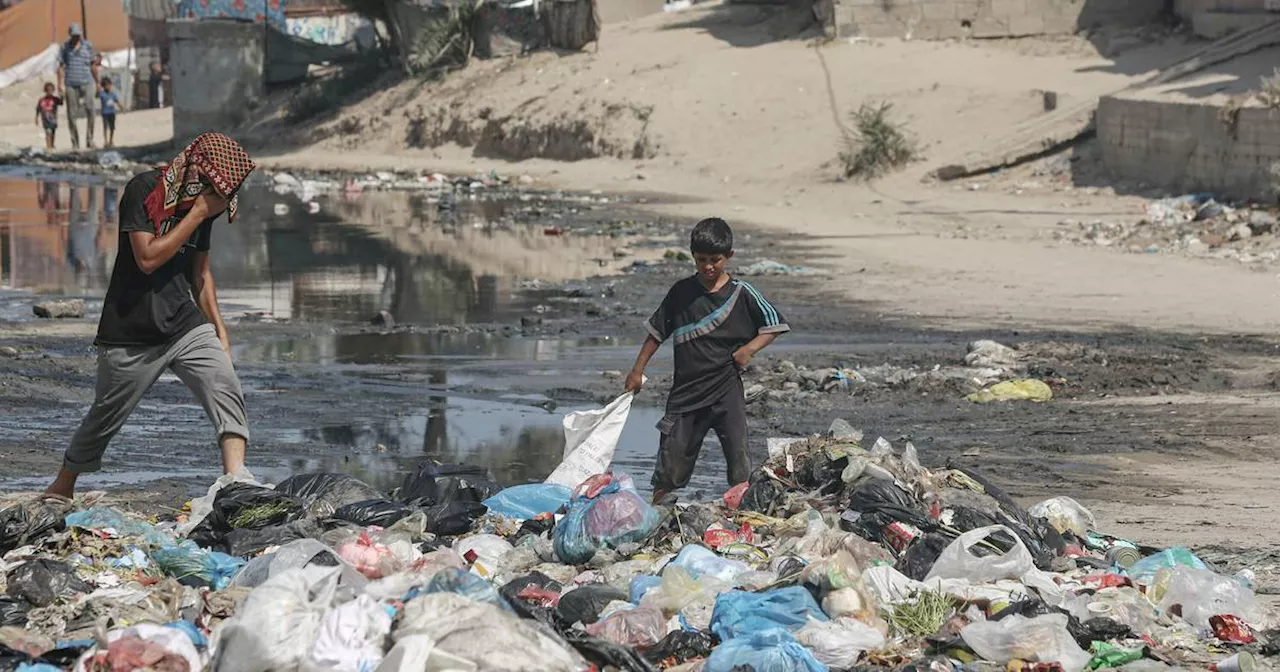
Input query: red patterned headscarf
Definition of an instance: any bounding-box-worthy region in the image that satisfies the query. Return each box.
[143,132,256,234]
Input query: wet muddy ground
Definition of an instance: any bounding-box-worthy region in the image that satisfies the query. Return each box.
[3,165,1280,591]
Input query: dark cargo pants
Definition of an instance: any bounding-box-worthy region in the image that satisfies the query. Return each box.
[651,390,751,493]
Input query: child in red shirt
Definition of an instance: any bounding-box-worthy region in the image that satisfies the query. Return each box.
[35,82,61,151]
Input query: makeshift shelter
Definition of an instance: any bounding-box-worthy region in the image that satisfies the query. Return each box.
[176,0,286,30]
[0,0,130,89]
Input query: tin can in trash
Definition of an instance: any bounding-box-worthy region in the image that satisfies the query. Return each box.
[1105,546,1141,569]
[883,522,921,554]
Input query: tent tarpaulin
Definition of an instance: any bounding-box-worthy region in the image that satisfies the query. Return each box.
[177,0,286,30]
[0,0,130,72]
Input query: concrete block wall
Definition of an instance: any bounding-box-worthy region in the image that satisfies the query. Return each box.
[1097,95,1280,200]
[168,19,265,142]
[835,0,1168,40]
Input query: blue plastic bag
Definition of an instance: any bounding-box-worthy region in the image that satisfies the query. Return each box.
[553,474,660,564]
[65,508,171,547]
[152,545,246,590]
[483,484,573,521]
[630,575,662,604]
[426,567,514,612]
[668,544,750,583]
[165,620,209,649]
[1126,547,1207,584]
[711,587,829,642]
[704,628,828,672]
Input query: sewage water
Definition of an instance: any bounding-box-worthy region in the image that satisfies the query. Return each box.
[0,169,743,495]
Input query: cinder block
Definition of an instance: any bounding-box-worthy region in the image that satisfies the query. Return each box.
[990,0,1025,17]
[851,4,892,22]
[1007,13,1044,34]
[953,0,981,20]
[922,1,956,20]
[1040,13,1079,33]
[967,15,1011,36]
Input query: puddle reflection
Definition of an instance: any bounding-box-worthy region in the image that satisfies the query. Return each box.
[0,173,645,324]
[239,331,635,366]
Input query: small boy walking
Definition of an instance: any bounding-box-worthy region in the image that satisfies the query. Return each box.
[98,77,120,148]
[625,218,790,504]
[35,83,62,151]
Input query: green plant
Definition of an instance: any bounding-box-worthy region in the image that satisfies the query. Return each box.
[839,101,919,180]
[883,589,956,638]
[409,1,483,75]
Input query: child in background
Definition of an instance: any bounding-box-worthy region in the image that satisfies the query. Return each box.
[98,77,120,148]
[35,82,61,151]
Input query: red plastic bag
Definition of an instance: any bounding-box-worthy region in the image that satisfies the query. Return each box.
[703,523,755,550]
[517,586,562,608]
[1210,614,1255,644]
[724,483,749,510]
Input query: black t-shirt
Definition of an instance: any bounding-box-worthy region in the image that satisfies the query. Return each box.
[95,170,216,347]
[646,275,790,413]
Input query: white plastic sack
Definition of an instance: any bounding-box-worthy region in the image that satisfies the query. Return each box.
[926,525,1035,584]
[1157,566,1263,629]
[306,595,392,672]
[545,388,638,488]
[394,593,586,671]
[795,617,886,668]
[376,634,478,672]
[960,614,1090,672]
[212,566,340,672]
[1028,497,1095,537]
[863,565,1029,606]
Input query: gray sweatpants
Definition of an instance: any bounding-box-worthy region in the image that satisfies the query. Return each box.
[64,83,94,149]
[65,323,249,474]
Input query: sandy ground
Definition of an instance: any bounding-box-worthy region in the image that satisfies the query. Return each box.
[3,6,1280,592]
[0,78,173,152]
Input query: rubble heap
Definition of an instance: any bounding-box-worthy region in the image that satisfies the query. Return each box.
[0,421,1269,671]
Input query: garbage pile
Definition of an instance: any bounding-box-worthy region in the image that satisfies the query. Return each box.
[0,422,1271,671]
[1055,193,1280,266]
[747,341,1056,404]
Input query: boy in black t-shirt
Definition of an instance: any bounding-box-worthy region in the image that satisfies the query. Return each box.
[625,218,790,504]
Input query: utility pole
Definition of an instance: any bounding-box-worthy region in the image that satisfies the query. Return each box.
[79,0,87,38]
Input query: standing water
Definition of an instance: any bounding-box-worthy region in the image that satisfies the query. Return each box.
[0,168,736,496]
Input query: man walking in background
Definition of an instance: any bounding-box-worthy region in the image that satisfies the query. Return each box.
[57,23,98,150]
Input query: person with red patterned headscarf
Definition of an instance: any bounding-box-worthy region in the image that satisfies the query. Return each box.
[46,132,257,498]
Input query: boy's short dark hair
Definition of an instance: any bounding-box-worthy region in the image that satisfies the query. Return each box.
[690,217,733,256]
[101,76,112,86]
[43,82,54,91]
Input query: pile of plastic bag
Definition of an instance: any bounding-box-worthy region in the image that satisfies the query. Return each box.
[0,417,1273,672]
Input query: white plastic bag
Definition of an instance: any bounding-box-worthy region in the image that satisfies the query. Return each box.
[545,389,637,488]
[180,469,261,535]
[1028,497,1095,537]
[306,595,393,672]
[1156,566,1263,629]
[453,534,514,566]
[961,614,1090,672]
[395,593,586,671]
[212,566,340,672]
[795,617,886,668]
[926,525,1035,584]
[376,634,478,672]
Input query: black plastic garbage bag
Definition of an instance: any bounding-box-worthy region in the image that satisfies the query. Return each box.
[562,630,659,672]
[556,584,627,626]
[7,559,90,607]
[0,597,28,627]
[188,482,305,550]
[739,476,780,514]
[425,500,488,536]
[276,473,386,517]
[644,630,717,665]
[399,463,500,506]
[0,498,69,555]
[330,499,411,528]
[220,519,323,558]
[1067,616,1131,649]
[844,480,934,545]
[674,503,726,539]
[502,572,563,630]
[896,533,952,582]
